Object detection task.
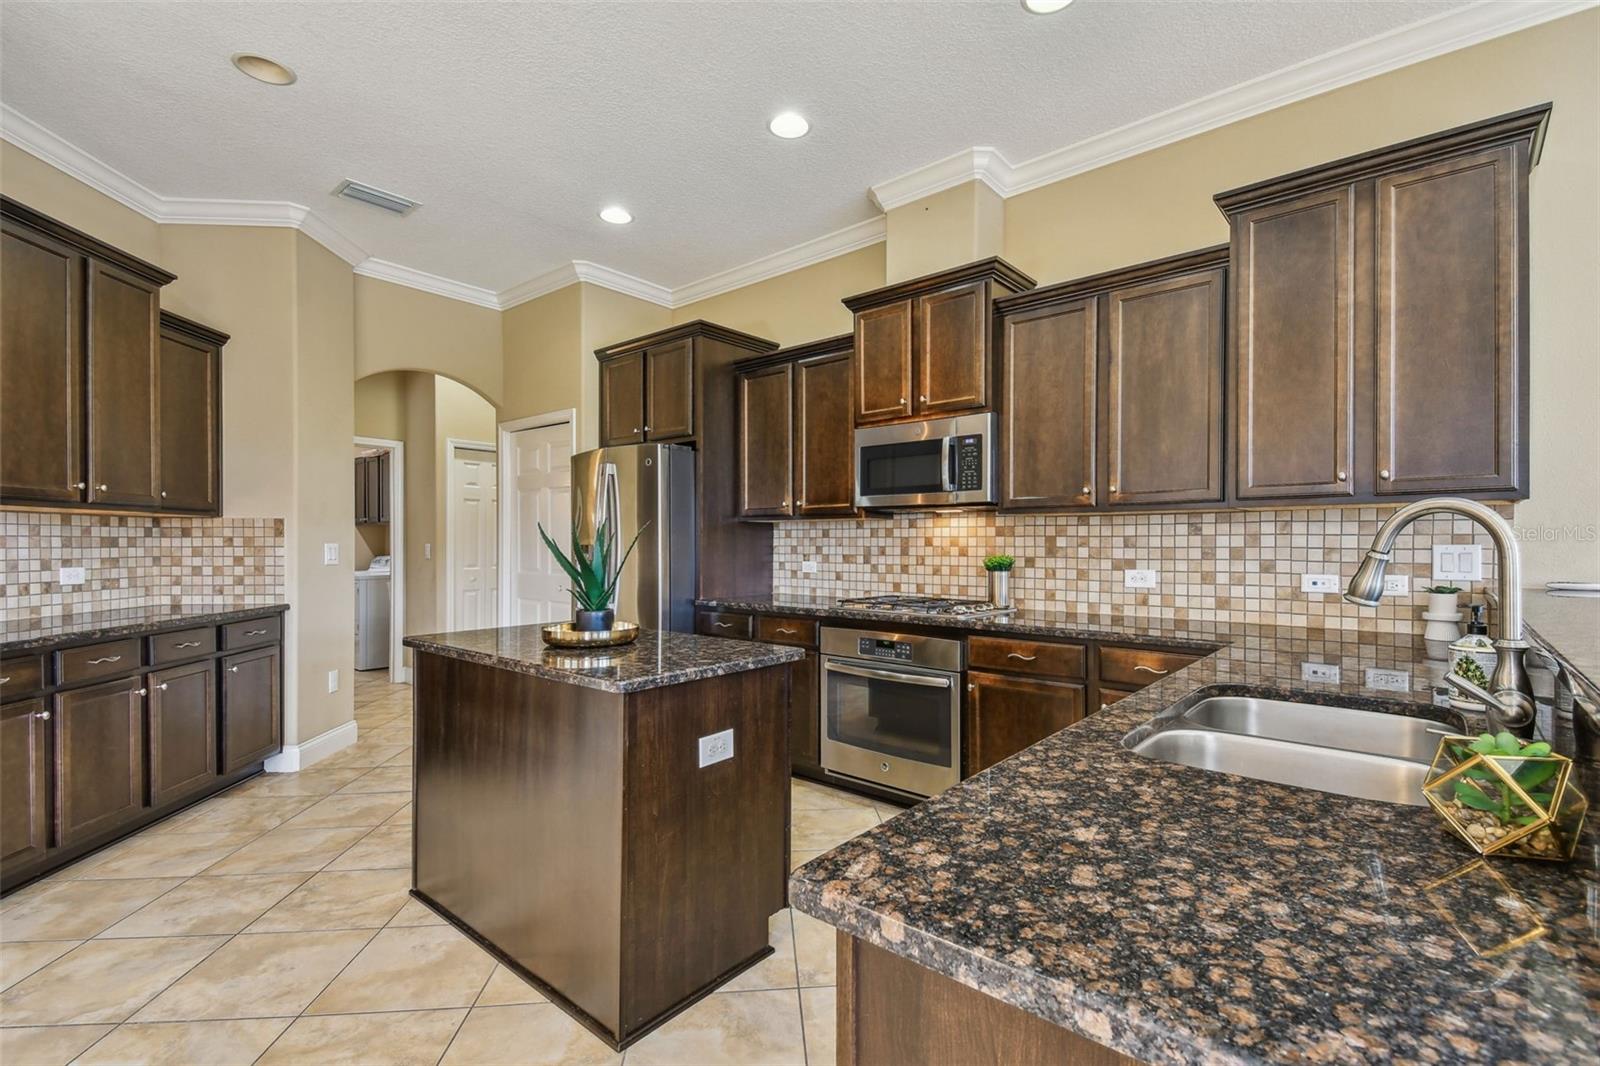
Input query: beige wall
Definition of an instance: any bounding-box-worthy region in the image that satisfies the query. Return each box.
[0,140,160,262]
[886,180,1005,283]
[354,372,406,442]
[354,275,503,407]
[670,242,886,347]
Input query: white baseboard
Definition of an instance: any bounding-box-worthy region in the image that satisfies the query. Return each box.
[264,719,359,773]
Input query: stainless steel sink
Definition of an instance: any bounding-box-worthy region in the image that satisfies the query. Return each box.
[1123,696,1456,806]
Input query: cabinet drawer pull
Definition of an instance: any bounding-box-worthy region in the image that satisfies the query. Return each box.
[86,655,122,665]
[0,676,9,685]
[244,629,268,637]
[36,710,50,721]
[776,627,798,635]
[174,641,202,649]
[1133,664,1170,676]
[713,622,733,629]
[1007,653,1038,662]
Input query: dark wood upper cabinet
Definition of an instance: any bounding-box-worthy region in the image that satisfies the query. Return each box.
[793,346,857,517]
[1,217,82,504]
[738,362,794,517]
[1217,104,1545,504]
[221,646,281,774]
[355,452,390,524]
[735,335,857,521]
[1374,144,1524,496]
[1,699,50,868]
[1000,297,1097,509]
[600,351,646,446]
[845,258,1034,427]
[645,338,695,441]
[158,312,226,513]
[86,258,162,508]
[1104,264,1226,506]
[54,676,146,848]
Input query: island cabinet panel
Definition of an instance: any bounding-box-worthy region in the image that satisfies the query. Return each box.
[85,259,162,509]
[793,350,856,517]
[1104,266,1226,506]
[966,670,1085,775]
[838,933,1139,1066]
[54,677,146,848]
[916,280,988,414]
[220,647,280,773]
[1374,145,1523,496]
[157,313,225,513]
[1000,297,1097,509]
[147,660,217,807]
[738,362,794,517]
[1229,187,1358,500]
[644,338,695,441]
[600,351,646,446]
[0,217,82,504]
[853,301,914,424]
[1,699,50,868]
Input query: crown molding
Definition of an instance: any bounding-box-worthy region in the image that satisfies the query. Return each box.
[355,258,501,309]
[1,103,165,216]
[870,147,1014,213]
[496,262,585,310]
[570,260,673,308]
[669,215,887,307]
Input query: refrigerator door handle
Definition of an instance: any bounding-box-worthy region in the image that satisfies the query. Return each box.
[601,461,621,607]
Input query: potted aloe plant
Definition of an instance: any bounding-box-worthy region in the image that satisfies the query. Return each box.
[539,514,647,631]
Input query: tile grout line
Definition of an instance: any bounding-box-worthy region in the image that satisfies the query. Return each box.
[244,925,385,1065]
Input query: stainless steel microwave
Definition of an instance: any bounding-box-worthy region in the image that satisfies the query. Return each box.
[854,412,997,508]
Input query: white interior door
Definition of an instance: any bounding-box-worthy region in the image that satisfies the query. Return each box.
[502,421,573,626]
[449,445,498,631]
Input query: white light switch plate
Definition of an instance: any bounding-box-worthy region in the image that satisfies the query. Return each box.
[1432,544,1482,582]
[801,560,818,574]
[698,728,734,768]
[323,543,340,566]
[1301,662,1341,684]
[58,566,86,586]
[1365,668,1410,692]
[1382,574,1411,596]
[1300,573,1339,594]
[1124,569,1157,589]
[327,669,339,693]
[424,543,432,560]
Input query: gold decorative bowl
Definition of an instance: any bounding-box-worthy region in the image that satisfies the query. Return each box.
[540,620,640,649]
[1422,734,1588,862]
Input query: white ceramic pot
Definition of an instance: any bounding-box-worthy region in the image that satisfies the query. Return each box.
[1427,591,1460,617]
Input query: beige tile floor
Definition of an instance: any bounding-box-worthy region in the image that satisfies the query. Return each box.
[0,671,903,1066]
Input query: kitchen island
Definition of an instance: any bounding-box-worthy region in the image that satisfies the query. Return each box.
[403,625,805,1050]
[789,622,1599,1065]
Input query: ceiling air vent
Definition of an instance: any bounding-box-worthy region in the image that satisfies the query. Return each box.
[333,180,420,216]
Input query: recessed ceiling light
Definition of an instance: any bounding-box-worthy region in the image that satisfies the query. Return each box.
[1022,0,1074,12]
[599,205,633,225]
[768,111,810,139]
[231,53,297,86]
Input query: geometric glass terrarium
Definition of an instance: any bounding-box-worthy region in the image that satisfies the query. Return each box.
[1422,732,1588,862]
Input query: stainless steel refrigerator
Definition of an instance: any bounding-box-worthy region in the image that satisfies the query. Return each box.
[570,443,697,632]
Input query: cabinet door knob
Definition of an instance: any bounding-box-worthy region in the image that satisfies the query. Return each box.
[919,394,927,402]
[73,481,86,490]
[797,499,805,506]
[135,687,148,696]
[229,666,240,673]
[97,484,109,492]
[36,710,50,721]
[899,397,906,405]
[160,490,168,498]
[1081,485,1091,495]
[632,427,640,434]
[156,682,169,691]
[1336,471,1347,482]
[1109,484,1118,494]
[1379,469,1391,480]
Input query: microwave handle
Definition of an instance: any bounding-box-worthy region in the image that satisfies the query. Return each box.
[943,437,956,492]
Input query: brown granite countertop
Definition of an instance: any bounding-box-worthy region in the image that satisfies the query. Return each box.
[404,625,804,694]
[1,602,289,653]
[787,620,1600,1066]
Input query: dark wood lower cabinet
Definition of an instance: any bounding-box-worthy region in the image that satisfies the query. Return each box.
[221,647,281,774]
[148,661,217,807]
[1,699,50,867]
[966,670,1085,775]
[790,650,821,774]
[838,932,1136,1066]
[54,677,145,848]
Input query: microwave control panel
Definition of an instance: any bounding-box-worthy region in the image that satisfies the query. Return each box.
[954,435,985,491]
[857,637,913,662]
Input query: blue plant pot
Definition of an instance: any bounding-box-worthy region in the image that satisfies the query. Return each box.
[574,609,615,633]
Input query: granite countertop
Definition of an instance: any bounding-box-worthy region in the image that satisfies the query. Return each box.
[1,602,290,653]
[1523,586,1600,696]
[404,625,805,694]
[787,622,1600,1066]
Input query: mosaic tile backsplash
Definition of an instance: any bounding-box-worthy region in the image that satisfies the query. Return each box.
[772,505,1507,633]
[1,511,285,622]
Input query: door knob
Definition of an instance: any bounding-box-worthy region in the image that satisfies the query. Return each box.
[97,484,108,492]
[157,683,169,691]
[160,490,168,498]
[1081,485,1091,494]
[229,666,239,673]
[1379,469,1392,480]
[1336,471,1347,482]
[36,710,51,721]
[135,688,148,696]
[73,481,86,490]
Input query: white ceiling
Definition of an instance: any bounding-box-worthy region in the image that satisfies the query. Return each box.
[0,0,1532,303]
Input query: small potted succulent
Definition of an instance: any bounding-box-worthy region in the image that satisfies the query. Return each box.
[1422,730,1588,862]
[1424,583,1463,617]
[983,554,1015,608]
[539,514,647,631]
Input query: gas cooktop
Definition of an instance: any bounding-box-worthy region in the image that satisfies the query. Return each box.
[836,594,1011,617]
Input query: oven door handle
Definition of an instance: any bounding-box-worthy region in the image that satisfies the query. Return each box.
[825,661,953,689]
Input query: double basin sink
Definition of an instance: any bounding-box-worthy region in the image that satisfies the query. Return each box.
[1123,694,1461,806]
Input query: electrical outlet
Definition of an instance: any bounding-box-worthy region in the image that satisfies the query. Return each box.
[1365,668,1411,693]
[323,542,340,566]
[1301,662,1341,684]
[1432,544,1483,582]
[327,669,339,694]
[424,543,432,560]
[57,566,86,586]
[1300,573,1339,594]
[801,560,819,574]
[1382,574,1411,596]
[1124,569,1157,589]
[698,728,734,768]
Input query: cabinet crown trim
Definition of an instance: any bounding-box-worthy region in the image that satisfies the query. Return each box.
[1213,103,1551,215]
[842,256,1036,312]
[158,310,230,349]
[994,245,1229,315]
[1,196,176,287]
[594,319,778,361]
[732,333,853,373]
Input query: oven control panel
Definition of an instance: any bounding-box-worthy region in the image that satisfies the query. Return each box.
[858,637,913,661]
